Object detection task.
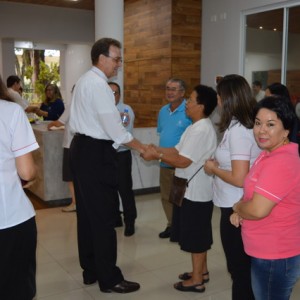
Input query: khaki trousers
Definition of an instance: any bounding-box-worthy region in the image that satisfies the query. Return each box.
[159,167,175,227]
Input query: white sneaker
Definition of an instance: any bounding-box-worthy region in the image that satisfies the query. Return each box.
[62,204,76,212]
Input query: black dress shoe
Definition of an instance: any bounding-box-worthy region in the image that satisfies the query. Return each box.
[159,226,171,238]
[124,223,135,236]
[100,280,140,293]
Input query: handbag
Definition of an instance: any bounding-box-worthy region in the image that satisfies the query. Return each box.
[169,165,204,207]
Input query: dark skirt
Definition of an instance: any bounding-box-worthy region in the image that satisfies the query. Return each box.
[171,199,213,253]
[62,147,73,182]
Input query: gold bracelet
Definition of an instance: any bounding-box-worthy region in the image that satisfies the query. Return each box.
[158,153,163,163]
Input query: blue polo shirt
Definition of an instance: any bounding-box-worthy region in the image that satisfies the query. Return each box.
[157,99,192,168]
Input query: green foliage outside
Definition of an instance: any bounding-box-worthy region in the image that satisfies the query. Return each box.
[32,61,60,102]
[15,49,60,103]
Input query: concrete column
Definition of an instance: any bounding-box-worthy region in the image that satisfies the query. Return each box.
[1,38,15,81]
[61,44,91,104]
[95,0,124,96]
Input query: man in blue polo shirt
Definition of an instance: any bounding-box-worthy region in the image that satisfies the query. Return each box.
[157,78,192,239]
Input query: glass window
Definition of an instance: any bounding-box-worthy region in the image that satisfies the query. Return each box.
[244,9,283,90]
[286,6,300,106]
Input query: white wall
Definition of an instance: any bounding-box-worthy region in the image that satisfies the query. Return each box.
[0,2,94,44]
[201,0,299,86]
[0,2,94,84]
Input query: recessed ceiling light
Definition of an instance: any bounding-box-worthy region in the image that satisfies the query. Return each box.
[273,28,277,31]
[259,26,263,29]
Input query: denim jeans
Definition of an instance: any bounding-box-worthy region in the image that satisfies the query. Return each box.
[251,254,300,300]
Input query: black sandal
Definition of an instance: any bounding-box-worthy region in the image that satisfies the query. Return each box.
[178,271,209,283]
[174,281,205,293]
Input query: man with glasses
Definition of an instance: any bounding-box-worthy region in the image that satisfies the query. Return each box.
[69,38,146,294]
[157,78,192,239]
[108,81,137,237]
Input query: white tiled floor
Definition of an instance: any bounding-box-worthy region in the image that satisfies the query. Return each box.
[35,193,300,299]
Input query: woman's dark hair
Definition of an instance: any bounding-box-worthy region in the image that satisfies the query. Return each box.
[91,38,122,65]
[0,75,12,102]
[217,74,256,132]
[44,83,62,104]
[254,96,296,137]
[266,82,291,101]
[194,84,217,117]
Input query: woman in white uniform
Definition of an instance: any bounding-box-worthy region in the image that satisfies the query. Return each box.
[204,74,261,300]
[142,85,218,293]
[0,76,39,300]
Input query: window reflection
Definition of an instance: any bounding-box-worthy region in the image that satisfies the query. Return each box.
[244,6,300,106]
[244,9,283,91]
[286,6,300,105]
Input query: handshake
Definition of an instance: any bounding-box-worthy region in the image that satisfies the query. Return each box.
[139,144,162,162]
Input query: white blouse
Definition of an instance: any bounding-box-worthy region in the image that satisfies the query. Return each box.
[175,118,217,202]
[0,100,39,229]
[212,120,261,208]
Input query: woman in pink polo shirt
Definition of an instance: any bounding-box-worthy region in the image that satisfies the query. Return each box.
[231,96,300,300]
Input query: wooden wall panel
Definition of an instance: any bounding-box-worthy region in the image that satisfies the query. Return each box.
[124,0,202,127]
[267,69,300,105]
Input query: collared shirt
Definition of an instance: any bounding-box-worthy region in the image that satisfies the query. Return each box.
[69,67,133,149]
[0,100,39,229]
[116,102,135,152]
[213,120,261,208]
[242,143,300,259]
[157,99,192,168]
[58,98,73,148]
[7,87,29,110]
[175,118,217,202]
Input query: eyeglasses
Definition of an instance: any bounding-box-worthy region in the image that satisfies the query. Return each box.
[105,55,123,63]
[186,98,198,104]
[165,87,183,92]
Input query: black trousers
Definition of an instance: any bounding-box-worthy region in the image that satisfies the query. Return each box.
[70,134,124,290]
[0,217,37,300]
[116,150,137,224]
[220,207,254,300]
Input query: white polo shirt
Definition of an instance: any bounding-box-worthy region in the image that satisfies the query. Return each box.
[0,100,39,229]
[212,120,261,208]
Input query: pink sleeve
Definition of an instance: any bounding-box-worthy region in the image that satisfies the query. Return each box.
[254,158,297,203]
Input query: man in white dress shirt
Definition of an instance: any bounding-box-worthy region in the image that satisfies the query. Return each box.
[69,38,145,294]
[6,75,36,113]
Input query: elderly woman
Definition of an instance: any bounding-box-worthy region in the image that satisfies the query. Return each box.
[35,83,65,121]
[231,96,300,300]
[142,84,217,293]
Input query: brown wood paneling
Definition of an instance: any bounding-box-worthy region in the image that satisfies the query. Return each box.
[124,0,202,127]
[267,69,300,105]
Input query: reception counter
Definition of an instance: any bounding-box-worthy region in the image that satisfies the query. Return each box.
[28,124,160,203]
[28,122,71,203]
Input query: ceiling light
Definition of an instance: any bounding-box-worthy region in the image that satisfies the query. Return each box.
[273,28,277,31]
[259,26,263,29]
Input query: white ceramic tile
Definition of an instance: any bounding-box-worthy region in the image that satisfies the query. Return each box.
[31,194,300,300]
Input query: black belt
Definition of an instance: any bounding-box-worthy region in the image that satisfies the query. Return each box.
[75,133,113,145]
